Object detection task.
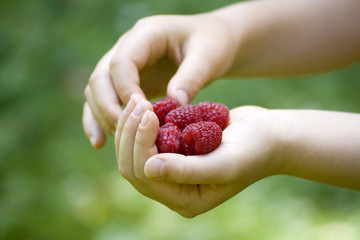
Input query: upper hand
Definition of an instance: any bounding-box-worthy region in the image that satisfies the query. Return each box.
[82,14,238,148]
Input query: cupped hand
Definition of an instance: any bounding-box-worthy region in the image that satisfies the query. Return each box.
[115,96,283,217]
[83,13,238,148]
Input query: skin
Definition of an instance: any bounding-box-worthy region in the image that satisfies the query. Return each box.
[82,0,360,217]
[83,0,360,148]
[115,95,279,218]
[115,95,360,218]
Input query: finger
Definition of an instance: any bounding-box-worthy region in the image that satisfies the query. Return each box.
[144,144,240,184]
[229,105,267,124]
[144,116,274,185]
[82,102,106,149]
[167,43,218,106]
[110,26,167,104]
[85,85,115,136]
[88,49,123,135]
[133,110,159,180]
[117,99,153,180]
[115,94,144,164]
[145,116,275,184]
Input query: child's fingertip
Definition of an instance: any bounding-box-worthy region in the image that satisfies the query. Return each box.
[176,89,189,106]
[89,129,106,149]
[140,110,150,128]
[144,158,165,179]
[90,136,97,147]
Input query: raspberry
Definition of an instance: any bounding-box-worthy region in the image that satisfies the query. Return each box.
[155,123,182,153]
[180,136,195,156]
[182,121,222,155]
[151,98,179,126]
[165,105,202,130]
[151,99,229,155]
[197,102,230,130]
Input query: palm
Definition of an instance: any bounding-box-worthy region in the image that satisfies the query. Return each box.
[121,106,275,217]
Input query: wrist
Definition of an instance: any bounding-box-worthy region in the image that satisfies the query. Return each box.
[266,109,297,176]
[209,1,277,78]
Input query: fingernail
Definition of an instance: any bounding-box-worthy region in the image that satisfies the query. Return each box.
[132,101,143,117]
[176,89,189,106]
[140,110,149,128]
[145,158,164,179]
[90,136,97,147]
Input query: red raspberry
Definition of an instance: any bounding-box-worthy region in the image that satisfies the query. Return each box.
[197,102,230,130]
[180,136,195,156]
[151,98,179,126]
[181,121,222,155]
[165,105,202,130]
[155,123,182,153]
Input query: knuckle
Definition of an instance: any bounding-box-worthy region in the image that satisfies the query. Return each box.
[102,106,119,127]
[186,71,204,85]
[178,163,195,183]
[109,55,121,71]
[134,170,146,181]
[88,73,98,87]
[134,131,146,146]
[122,121,133,133]
[84,85,91,99]
[134,16,166,37]
[119,88,132,104]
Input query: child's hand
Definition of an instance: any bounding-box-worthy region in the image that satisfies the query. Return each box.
[115,94,360,217]
[83,0,360,149]
[115,94,282,217]
[83,14,239,148]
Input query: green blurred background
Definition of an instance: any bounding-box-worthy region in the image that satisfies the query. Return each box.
[1,0,360,239]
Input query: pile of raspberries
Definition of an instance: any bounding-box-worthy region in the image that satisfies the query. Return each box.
[152,98,230,155]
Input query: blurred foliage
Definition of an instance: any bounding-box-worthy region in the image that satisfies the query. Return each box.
[1,0,360,239]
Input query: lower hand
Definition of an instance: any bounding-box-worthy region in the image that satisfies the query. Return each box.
[115,95,282,217]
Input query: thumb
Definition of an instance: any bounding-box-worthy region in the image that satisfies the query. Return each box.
[167,50,217,106]
[144,151,238,184]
